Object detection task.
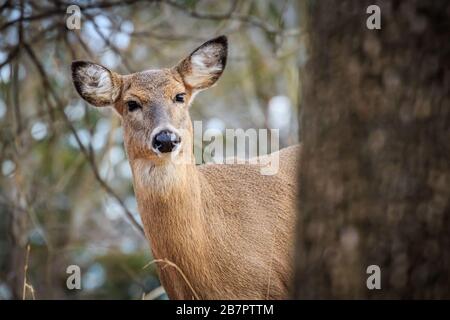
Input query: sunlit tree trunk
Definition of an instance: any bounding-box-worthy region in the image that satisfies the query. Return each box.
[294,0,450,299]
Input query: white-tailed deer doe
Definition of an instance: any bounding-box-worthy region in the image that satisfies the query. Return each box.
[71,36,299,299]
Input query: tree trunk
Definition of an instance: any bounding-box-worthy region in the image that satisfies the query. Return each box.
[294,0,450,299]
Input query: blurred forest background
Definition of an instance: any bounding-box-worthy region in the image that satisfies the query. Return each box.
[0,0,302,299]
[2,0,448,301]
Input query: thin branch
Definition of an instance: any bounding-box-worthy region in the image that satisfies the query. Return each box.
[163,0,279,35]
[0,20,64,69]
[22,42,146,237]
[72,30,95,59]
[0,0,150,32]
[84,11,133,72]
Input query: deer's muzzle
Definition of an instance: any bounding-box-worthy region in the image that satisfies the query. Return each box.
[151,129,181,154]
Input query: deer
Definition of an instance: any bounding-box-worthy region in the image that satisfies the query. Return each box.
[71,35,300,300]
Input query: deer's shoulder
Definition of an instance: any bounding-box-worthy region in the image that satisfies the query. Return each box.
[197,144,300,181]
[196,145,300,217]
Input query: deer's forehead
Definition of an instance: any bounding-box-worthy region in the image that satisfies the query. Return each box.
[122,69,185,100]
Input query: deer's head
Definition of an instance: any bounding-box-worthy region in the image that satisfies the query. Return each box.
[71,36,227,164]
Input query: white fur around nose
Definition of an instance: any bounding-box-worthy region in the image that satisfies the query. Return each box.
[78,64,119,103]
[185,45,223,88]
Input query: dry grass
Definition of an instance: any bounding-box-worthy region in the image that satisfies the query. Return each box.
[142,286,166,300]
[143,258,200,300]
[22,244,36,300]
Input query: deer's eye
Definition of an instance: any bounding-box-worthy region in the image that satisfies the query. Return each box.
[174,93,186,103]
[127,101,142,112]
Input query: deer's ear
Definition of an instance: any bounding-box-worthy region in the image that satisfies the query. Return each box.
[176,35,227,90]
[71,61,122,107]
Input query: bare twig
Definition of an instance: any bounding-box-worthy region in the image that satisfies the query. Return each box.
[22,42,145,237]
[84,11,133,72]
[163,0,279,35]
[0,0,149,32]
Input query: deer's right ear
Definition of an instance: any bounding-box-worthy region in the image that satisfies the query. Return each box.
[71,61,122,107]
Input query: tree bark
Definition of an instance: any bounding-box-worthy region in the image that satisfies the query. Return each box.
[294,0,450,299]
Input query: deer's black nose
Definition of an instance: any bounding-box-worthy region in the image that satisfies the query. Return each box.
[152,130,181,153]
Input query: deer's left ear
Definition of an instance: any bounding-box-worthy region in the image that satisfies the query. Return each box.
[176,35,227,90]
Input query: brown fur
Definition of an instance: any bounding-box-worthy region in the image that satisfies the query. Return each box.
[71,36,299,299]
[135,146,299,299]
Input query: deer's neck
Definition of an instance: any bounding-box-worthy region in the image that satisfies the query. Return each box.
[131,159,211,273]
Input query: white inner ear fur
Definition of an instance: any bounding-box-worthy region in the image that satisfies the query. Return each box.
[185,45,223,88]
[78,64,120,104]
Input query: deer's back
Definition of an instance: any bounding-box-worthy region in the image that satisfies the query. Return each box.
[197,144,300,299]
